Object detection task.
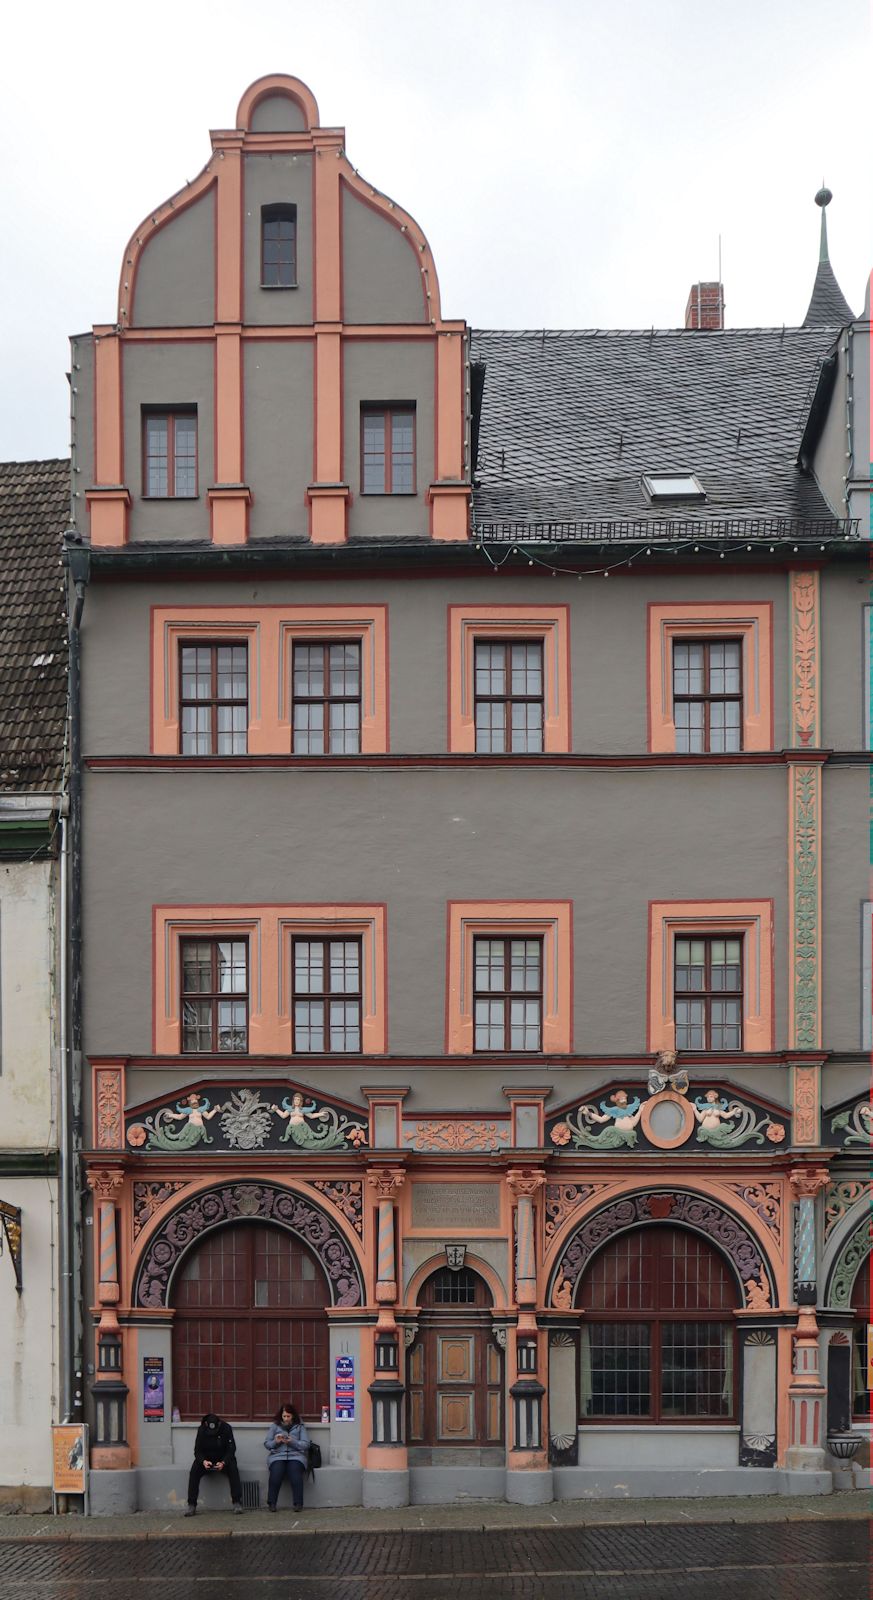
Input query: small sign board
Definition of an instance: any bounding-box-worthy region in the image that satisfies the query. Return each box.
[143,1356,165,1422]
[334,1355,355,1420]
[52,1424,88,1497]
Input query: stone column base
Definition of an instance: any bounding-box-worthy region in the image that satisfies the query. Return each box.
[88,1468,138,1515]
[505,1467,554,1505]
[361,1468,410,1509]
[785,1446,828,1472]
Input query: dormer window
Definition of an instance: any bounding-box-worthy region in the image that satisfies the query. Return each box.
[261,204,297,288]
[641,472,706,502]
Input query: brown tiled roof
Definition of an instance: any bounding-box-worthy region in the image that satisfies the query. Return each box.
[0,459,69,791]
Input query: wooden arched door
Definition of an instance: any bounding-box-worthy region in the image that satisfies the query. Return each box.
[407,1267,503,1448]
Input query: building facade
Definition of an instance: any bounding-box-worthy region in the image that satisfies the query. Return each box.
[0,460,71,1508]
[70,75,872,1511]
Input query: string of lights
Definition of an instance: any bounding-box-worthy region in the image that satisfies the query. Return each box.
[472,533,855,579]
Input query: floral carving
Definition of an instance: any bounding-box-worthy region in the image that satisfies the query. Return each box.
[790,763,820,1049]
[133,1181,190,1238]
[828,1213,872,1308]
[545,1184,597,1239]
[134,1183,364,1309]
[553,1190,772,1310]
[220,1089,274,1150]
[791,572,819,747]
[546,1084,787,1153]
[95,1068,124,1150]
[311,1181,364,1238]
[86,1167,124,1201]
[792,1064,819,1144]
[403,1119,509,1152]
[829,1100,873,1148]
[722,1182,783,1253]
[824,1181,869,1241]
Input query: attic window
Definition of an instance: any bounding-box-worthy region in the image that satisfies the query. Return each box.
[642,473,706,502]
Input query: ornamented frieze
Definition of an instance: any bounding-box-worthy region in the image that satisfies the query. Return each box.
[721,1181,784,1253]
[95,1066,124,1150]
[551,1190,772,1310]
[545,1081,787,1154]
[133,1180,191,1238]
[134,1182,363,1308]
[125,1083,368,1154]
[823,1096,873,1150]
[311,1180,364,1237]
[545,1184,599,1240]
[789,764,821,1049]
[402,1119,510,1153]
[823,1180,870,1241]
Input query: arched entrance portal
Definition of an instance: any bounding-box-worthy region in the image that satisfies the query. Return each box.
[577,1225,740,1425]
[407,1267,503,1450]
[171,1222,330,1421]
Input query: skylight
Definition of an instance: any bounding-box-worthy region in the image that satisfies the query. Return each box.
[641,473,706,501]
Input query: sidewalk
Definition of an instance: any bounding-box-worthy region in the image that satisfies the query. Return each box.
[0,1489,869,1540]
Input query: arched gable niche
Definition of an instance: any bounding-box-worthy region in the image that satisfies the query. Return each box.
[825,1214,872,1310]
[237,75,320,132]
[133,1181,363,1309]
[549,1189,776,1311]
[405,1251,507,1308]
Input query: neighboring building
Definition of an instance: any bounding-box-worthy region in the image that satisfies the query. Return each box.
[0,459,70,1508]
[70,75,871,1512]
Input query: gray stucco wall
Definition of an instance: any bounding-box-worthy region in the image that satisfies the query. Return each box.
[821,564,868,748]
[342,187,427,326]
[130,189,216,329]
[821,765,869,1050]
[123,342,214,540]
[244,340,314,537]
[81,761,789,1058]
[71,333,94,537]
[80,568,804,757]
[250,93,308,133]
[243,154,313,325]
[343,342,434,537]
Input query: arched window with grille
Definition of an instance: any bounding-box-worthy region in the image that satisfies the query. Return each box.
[171,1222,329,1420]
[851,1256,871,1420]
[578,1226,739,1423]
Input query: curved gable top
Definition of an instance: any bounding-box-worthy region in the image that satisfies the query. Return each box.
[237,74,320,133]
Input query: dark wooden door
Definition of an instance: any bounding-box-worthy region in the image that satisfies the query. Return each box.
[407,1268,503,1446]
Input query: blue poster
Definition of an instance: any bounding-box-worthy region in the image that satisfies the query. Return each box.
[334,1355,355,1420]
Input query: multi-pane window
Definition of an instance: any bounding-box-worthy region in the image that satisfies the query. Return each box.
[172,1223,329,1420]
[473,937,542,1051]
[673,639,742,753]
[474,641,544,754]
[292,642,361,754]
[293,938,362,1053]
[181,939,248,1053]
[674,936,743,1050]
[143,411,197,498]
[579,1227,738,1422]
[261,204,297,288]
[361,407,415,494]
[179,644,248,755]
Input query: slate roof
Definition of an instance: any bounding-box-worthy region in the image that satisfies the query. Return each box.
[470,326,842,530]
[0,459,69,791]
[802,258,855,328]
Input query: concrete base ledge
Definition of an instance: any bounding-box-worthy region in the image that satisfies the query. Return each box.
[362,1470,409,1509]
[553,1467,833,1500]
[410,1466,506,1504]
[505,1469,554,1505]
[131,1466,362,1513]
[89,1470,138,1516]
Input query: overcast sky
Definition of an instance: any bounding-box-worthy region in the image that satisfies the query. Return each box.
[1,0,870,461]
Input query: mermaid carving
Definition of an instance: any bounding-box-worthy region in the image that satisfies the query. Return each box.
[142,1092,220,1151]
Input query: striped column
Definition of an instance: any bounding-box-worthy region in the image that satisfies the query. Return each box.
[368,1167,405,1305]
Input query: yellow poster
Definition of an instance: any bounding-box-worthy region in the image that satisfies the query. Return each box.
[52,1425,87,1494]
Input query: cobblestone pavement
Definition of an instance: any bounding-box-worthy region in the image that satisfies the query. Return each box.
[0,1517,868,1599]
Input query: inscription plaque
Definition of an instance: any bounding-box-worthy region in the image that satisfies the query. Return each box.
[411,1182,501,1229]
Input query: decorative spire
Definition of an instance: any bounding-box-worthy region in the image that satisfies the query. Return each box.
[803,186,855,327]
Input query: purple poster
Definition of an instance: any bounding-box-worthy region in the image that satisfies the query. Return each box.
[334,1355,355,1420]
[143,1356,165,1422]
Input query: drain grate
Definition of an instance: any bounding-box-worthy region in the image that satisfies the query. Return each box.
[240,1480,261,1510]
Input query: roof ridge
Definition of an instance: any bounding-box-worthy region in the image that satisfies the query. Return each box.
[471,326,841,340]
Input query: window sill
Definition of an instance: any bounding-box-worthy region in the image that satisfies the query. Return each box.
[360,491,418,498]
[142,495,200,502]
[260,283,299,291]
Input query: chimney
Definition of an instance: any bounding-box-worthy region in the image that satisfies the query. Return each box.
[684,281,724,330]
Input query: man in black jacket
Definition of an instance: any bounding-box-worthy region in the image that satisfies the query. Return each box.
[184,1413,244,1515]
